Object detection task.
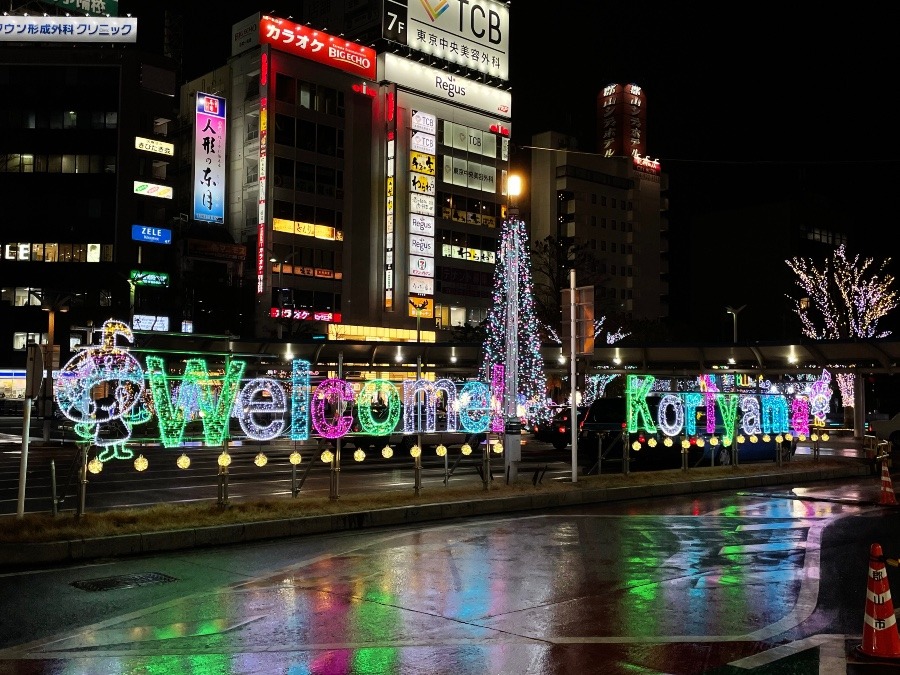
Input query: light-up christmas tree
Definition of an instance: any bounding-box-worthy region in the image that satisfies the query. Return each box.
[786,244,898,413]
[480,216,547,424]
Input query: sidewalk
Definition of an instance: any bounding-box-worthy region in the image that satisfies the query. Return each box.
[0,447,879,571]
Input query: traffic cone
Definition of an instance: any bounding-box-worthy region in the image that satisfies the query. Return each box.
[879,461,898,506]
[856,543,900,660]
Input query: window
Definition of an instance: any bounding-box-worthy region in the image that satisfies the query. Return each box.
[44,243,58,262]
[274,156,294,189]
[601,196,607,206]
[298,80,314,109]
[31,243,43,261]
[246,115,259,141]
[297,162,315,193]
[611,198,617,208]
[275,73,296,104]
[590,215,597,227]
[316,166,335,197]
[245,158,258,184]
[611,243,617,253]
[611,220,617,230]
[105,112,117,128]
[591,193,597,204]
[274,113,295,146]
[298,120,316,151]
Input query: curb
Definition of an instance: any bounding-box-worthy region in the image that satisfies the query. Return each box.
[0,462,874,569]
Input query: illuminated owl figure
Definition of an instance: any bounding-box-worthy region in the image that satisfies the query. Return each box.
[54,319,146,461]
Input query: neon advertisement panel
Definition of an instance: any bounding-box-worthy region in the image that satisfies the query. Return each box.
[193,92,226,224]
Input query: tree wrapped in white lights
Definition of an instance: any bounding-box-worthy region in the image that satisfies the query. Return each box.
[786,244,898,410]
[480,216,547,424]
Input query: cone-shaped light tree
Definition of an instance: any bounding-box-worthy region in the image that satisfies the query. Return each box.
[786,244,898,411]
[480,216,547,424]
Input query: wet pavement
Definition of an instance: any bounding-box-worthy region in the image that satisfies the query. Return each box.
[1,452,899,674]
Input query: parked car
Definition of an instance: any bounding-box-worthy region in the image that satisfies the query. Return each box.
[688,407,797,465]
[530,405,587,450]
[869,412,900,449]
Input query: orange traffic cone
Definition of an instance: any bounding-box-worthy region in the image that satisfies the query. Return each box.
[879,461,897,506]
[856,543,900,660]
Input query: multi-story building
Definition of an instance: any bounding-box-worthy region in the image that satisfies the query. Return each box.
[187,9,514,343]
[528,124,670,324]
[0,14,180,398]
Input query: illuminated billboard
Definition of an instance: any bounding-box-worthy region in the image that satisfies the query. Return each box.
[259,15,376,80]
[193,92,226,224]
[0,16,135,43]
[380,0,509,81]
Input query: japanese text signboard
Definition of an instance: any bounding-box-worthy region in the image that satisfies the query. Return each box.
[193,92,226,224]
[259,15,376,80]
[0,15,134,42]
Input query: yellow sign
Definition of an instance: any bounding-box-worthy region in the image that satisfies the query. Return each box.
[135,136,174,156]
[410,152,435,175]
[408,297,433,319]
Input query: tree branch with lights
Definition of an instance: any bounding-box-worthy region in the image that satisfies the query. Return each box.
[786,244,898,411]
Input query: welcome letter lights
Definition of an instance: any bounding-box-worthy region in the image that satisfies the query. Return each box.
[53,319,501,460]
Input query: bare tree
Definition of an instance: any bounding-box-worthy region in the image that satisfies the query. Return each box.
[786,244,898,415]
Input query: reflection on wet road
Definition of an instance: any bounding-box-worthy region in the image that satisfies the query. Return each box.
[0,480,888,674]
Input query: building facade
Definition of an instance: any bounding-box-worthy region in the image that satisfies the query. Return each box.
[0,15,180,398]
[528,129,670,324]
[196,11,514,344]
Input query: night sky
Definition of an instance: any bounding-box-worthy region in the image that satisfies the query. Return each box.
[119,1,900,338]
[120,2,900,216]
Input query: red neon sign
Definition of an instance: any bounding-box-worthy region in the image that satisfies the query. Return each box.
[260,15,376,80]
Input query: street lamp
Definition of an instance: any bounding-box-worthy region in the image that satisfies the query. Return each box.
[40,292,72,442]
[504,174,523,482]
[726,304,746,344]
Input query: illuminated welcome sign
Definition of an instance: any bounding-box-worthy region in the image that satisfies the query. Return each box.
[624,372,834,439]
[52,319,505,461]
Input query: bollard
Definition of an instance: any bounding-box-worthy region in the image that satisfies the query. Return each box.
[482,440,490,491]
[76,446,88,520]
[50,459,58,517]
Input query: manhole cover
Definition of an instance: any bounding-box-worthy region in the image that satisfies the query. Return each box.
[71,572,178,592]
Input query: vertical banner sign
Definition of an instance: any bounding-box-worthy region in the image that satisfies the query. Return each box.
[257,49,270,295]
[408,109,436,315]
[193,92,226,224]
[384,86,397,311]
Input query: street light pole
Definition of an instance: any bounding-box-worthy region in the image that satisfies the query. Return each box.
[503,175,523,483]
[726,304,746,344]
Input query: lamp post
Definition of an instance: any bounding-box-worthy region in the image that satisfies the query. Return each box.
[40,293,71,442]
[504,174,523,483]
[726,304,746,344]
[409,298,428,496]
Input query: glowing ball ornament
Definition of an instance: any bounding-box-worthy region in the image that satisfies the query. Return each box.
[647,437,657,448]
[695,438,705,448]
[492,442,503,454]
[710,436,720,446]
[289,451,302,465]
[775,434,784,444]
[381,445,393,459]
[723,437,733,447]
[663,437,673,447]
[436,444,447,457]
[321,449,334,463]
[218,451,232,468]
[410,444,421,458]
[821,432,830,441]
[87,458,103,474]
[353,449,365,462]
[749,435,758,443]
[681,439,690,449]
[176,453,191,470]
[254,452,268,467]
[631,440,641,451]
[810,433,819,442]
[762,434,771,442]
[461,443,472,455]
[134,454,148,472]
